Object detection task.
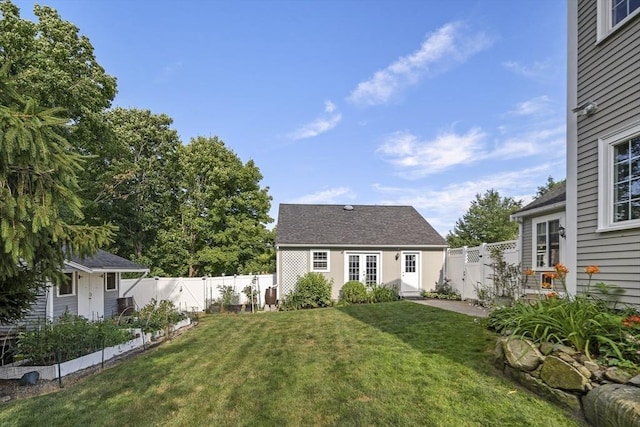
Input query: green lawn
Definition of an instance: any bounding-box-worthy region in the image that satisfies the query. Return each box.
[0,301,586,426]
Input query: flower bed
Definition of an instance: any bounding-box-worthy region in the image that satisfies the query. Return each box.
[0,318,191,381]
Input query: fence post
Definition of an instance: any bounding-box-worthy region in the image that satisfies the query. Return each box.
[461,246,468,300]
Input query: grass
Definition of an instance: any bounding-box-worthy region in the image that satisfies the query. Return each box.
[0,301,586,426]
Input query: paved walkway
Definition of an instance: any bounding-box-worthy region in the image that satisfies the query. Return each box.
[408,299,489,318]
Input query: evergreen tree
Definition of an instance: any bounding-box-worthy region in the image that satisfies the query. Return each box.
[0,69,115,323]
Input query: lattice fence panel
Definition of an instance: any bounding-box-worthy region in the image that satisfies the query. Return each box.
[486,240,518,253]
[280,250,308,296]
[466,248,481,264]
[448,248,464,256]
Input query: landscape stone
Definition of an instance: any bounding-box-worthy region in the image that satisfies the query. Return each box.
[605,367,633,384]
[504,366,582,414]
[583,360,600,373]
[583,384,640,427]
[18,371,39,386]
[540,356,589,392]
[502,338,543,371]
[628,374,640,387]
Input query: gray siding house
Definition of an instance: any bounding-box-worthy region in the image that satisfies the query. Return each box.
[567,0,640,305]
[511,182,567,289]
[276,204,448,299]
[0,250,148,336]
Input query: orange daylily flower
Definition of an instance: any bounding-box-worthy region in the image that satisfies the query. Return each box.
[585,265,600,275]
[524,268,535,276]
[546,292,557,299]
[622,315,640,327]
[554,264,569,275]
[542,272,559,280]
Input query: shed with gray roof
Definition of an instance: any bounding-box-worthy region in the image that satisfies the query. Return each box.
[276,204,447,299]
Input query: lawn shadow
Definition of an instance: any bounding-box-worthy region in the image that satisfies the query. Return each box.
[336,300,499,375]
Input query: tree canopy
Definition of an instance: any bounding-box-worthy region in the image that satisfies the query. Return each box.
[446,189,522,248]
[535,176,565,199]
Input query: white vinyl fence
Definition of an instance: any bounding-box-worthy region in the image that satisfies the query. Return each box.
[445,240,519,301]
[120,274,276,312]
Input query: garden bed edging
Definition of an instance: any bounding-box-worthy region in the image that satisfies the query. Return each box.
[0,317,191,381]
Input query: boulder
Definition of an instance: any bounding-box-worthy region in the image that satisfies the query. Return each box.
[605,367,633,384]
[504,366,582,414]
[18,371,39,386]
[540,356,589,392]
[502,338,543,371]
[583,383,640,427]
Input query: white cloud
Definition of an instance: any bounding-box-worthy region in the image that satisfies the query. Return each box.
[324,100,336,114]
[372,164,558,235]
[489,125,566,160]
[288,101,342,140]
[291,187,356,204]
[508,96,553,116]
[503,60,551,80]
[376,128,487,178]
[347,22,492,106]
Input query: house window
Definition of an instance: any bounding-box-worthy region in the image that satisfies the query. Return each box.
[597,0,640,41]
[534,219,561,268]
[58,272,75,297]
[612,0,640,26]
[311,250,329,272]
[105,272,118,291]
[598,122,640,231]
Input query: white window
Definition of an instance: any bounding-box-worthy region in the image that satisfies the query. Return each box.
[105,272,119,291]
[345,253,380,285]
[310,250,330,272]
[533,217,561,268]
[597,0,640,42]
[598,122,640,231]
[58,272,76,297]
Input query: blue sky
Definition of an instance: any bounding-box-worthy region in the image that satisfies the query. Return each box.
[15,0,567,236]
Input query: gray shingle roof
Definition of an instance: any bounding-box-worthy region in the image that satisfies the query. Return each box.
[515,181,566,215]
[276,204,446,247]
[66,249,149,272]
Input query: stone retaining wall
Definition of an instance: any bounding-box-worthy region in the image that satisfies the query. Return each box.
[494,337,640,427]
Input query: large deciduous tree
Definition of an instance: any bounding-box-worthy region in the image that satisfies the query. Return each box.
[535,176,565,199]
[446,189,522,248]
[79,108,181,262]
[0,69,115,323]
[154,137,274,277]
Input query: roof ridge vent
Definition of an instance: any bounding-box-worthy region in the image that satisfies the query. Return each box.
[343,205,354,211]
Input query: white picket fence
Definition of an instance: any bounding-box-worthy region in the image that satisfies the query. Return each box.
[120,274,277,312]
[445,240,520,301]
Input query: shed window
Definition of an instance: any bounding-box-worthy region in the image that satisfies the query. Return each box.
[105,272,118,291]
[58,273,75,296]
[311,250,329,272]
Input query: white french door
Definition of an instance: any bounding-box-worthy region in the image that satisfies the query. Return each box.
[345,253,380,284]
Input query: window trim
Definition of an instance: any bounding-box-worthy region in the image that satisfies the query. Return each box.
[58,272,76,297]
[310,249,330,272]
[531,213,565,270]
[597,0,640,43]
[598,121,640,232]
[104,272,119,292]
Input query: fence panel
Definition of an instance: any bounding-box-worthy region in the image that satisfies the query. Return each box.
[446,240,519,301]
[121,274,276,312]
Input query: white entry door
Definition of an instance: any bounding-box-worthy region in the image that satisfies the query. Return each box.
[77,274,104,321]
[401,252,421,295]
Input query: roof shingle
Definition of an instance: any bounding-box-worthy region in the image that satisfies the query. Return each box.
[276,204,446,247]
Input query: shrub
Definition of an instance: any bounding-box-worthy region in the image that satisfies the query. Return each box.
[281,272,332,310]
[17,312,132,365]
[368,282,400,303]
[340,281,368,304]
[128,299,186,332]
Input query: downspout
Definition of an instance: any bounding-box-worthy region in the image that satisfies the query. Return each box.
[122,271,149,297]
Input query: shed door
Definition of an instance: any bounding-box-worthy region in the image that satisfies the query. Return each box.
[77,274,104,321]
[401,252,421,294]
